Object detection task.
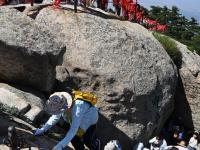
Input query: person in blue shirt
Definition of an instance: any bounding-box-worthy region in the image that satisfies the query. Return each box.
[33,92,100,150]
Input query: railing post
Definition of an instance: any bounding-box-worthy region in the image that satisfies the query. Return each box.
[31,0,33,6]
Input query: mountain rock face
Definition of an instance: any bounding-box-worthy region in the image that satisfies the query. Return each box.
[0,82,45,123]
[175,41,200,130]
[36,7,178,148]
[0,8,65,92]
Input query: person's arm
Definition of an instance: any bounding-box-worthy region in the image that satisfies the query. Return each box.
[43,113,62,131]
[149,137,156,143]
[160,140,167,150]
[164,146,172,150]
[33,113,62,136]
[55,101,89,148]
[189,137,197,148]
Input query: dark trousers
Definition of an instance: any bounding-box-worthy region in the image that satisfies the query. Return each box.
[187,146,196,150]
[114,5,121,16]
[96,0,101,8]
[71,125,100,150]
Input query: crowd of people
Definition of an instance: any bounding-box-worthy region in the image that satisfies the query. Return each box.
[31,90,199,150]
[0,0,167,32]
[134,119,199,150]
[111,0,167,31]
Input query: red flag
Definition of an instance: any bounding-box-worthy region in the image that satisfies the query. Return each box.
[0,0,6,5]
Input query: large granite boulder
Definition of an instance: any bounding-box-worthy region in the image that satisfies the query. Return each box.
[0,82,45,124]
[0,7,65,92]
[36,8,178,149]
[174,41,200,131]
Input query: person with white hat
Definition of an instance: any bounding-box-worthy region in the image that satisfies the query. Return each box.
[33,92,100,150]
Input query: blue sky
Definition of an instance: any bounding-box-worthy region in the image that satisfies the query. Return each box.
[139,0,200,21]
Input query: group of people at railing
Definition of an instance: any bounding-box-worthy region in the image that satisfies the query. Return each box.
[0,0,167,31]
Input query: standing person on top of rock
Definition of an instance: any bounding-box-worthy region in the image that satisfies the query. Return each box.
[33,91,100,150]
[112,0,121,16]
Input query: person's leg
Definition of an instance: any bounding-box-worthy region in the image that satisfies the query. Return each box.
[96,0,101,8]
[71,135,85,150]
[83,125,101,150]
[116,5,121,16]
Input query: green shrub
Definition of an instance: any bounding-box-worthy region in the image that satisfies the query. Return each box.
[153,32,182,67]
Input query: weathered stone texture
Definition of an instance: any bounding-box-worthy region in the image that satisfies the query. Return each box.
[0,82,45,123]
[0,8,65,92]
[176,41,200,130]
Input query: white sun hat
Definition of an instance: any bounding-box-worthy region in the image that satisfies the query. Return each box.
[46,92,72,115]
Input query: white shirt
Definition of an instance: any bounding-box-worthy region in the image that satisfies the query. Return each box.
[188,137,198,149]
[149,137,167,150]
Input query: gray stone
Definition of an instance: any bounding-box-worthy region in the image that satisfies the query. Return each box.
[23,4,49,19]
[24,106,43,122]
[36,7,177,148]
[174,41,200,131]
[0,7,65,92]
[0,82,45,123]
[0,88,30,114]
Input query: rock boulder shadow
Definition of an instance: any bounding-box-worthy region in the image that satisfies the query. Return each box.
[97,113,133,149]
[173,74,194,130]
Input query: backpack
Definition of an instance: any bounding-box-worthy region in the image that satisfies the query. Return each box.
[72,90,97,106]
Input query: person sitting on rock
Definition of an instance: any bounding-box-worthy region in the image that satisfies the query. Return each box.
[33,92,100,150]
[187,132,198,150]
[170,131,181,146]
[149,134,167,150]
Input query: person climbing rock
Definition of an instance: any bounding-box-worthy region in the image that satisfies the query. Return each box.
[33,91,100,150]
